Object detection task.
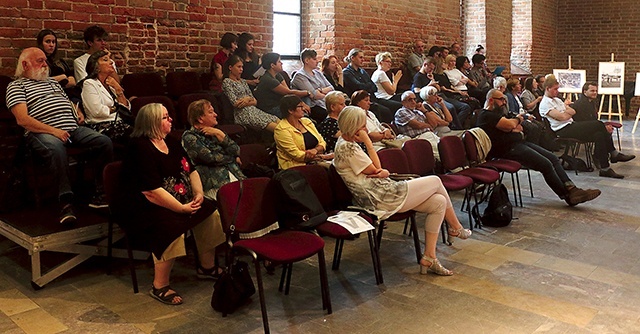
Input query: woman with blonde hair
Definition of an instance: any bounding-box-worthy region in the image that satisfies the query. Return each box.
[333,106,471,276]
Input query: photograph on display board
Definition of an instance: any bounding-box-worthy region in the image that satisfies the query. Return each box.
[598,62,625,95]
[635,73,640,96]
[553,69,586,93]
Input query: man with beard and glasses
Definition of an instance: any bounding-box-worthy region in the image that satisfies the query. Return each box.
[6,48,113,224]
[476,89,600,206]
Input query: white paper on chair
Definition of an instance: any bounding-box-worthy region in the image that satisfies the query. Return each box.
[327,211,374,234]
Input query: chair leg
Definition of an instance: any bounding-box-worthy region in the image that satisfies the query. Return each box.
[284,263,293,295]
[376,221,384,251]
[409,214,421,264]
[515,172,522,207]
[332,240,343,270]
[615,128,621,151]
[278,264,286,292]
[366,230,383,284]
[317,250,332,314]
[125,235,138,294]
[526,169,534,197]
[107,219,113,276]
[254,260,270,334]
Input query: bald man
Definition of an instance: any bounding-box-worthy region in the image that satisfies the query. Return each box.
[6,48,113,223]
[476,89,600,206]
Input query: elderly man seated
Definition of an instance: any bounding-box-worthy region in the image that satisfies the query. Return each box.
[394,91,440,159]
[6,47,113,223]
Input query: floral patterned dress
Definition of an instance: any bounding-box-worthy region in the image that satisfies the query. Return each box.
[119,136,216,258]
[222,77,279,129]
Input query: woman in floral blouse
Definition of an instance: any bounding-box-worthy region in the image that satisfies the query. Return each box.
[181,99,246,200]
[121,103,225,305]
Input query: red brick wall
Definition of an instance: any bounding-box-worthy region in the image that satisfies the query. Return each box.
[530,0,557,76]
[511,0,531,71]
[0,0,274,76]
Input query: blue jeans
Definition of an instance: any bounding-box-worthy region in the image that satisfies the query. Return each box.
[27,127,113,202]
[503,141,572,198]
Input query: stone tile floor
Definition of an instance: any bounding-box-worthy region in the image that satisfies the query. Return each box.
[2,120,640,333]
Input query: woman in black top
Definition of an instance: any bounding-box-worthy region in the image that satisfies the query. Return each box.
[120,103,225,305]
[36,29,76,89]
[234,32,260,87]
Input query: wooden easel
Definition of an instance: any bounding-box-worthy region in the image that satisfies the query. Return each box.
[597,53,624,123]
[561,56,580,102]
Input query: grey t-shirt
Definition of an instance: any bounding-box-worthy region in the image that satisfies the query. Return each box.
[254,71,284,112]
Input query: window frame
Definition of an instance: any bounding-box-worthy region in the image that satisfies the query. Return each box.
[273,0,302,60]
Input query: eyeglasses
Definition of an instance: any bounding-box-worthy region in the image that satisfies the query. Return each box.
[493,97,506,101]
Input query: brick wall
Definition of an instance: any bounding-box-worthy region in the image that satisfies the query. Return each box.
[511,0,531,71]
[0,0,274,77]
[530,0,557,76]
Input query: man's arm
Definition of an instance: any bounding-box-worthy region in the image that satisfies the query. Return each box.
[545,106,575,121]
[11,103,69,141]
[496,114,523,133]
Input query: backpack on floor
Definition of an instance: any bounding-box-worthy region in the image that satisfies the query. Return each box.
[473,183,513,227]
[273,169,327,230]
[559,154,592,172]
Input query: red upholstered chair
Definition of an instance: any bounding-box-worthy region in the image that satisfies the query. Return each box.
[376,148,421,263]
[402,139,474,234]
[291,165,382,284]
[438,136,501,229]
[121,72,165,99]
[217,178,331,333]
[462,131,529,207]
[166,71,202,100]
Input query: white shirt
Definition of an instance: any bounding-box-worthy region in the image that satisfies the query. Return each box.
[81,78,130,124]
[444,69,468,91]
[371,69,393,100]
[539,95,572,131]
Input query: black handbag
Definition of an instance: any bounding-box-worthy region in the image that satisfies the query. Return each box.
[210,180,256,316]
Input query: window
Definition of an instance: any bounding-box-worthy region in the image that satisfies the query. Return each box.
[273,0,301,59]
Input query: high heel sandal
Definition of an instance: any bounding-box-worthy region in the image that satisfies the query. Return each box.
[420,255,453,276]
[447,227,472,240]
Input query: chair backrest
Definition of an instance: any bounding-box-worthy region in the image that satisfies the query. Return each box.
[402,139,435,176]
[438,135,468,172]
[461,131,480,165]
[121,72,165,98]
[290,165,333,211]
[239,143,271,167]
[200,72,213,90]
[0,75,13,115]
[279,71,291,88]
[166,71,202,99]
[217,178,278,235]
[102,161,123,207]
[130,95,177,120]
[328,164,353,209]
[177,92,219,130]
[216,93,236,125]
[377,148,411,174]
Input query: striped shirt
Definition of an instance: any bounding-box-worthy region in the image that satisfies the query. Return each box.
[6,77,78,132]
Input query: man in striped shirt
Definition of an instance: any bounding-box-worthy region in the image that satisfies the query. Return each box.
[6,47,113,224]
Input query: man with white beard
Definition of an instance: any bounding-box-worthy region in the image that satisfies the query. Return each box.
[6,47,113,224]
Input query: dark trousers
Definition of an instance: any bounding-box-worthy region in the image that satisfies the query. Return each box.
[556,121,615,168]
[503,141,571,198]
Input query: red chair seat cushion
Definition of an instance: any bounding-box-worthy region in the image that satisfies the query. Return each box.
[234,231,324,263]
[481,159,521,173]
[439,174,473,191]
[458,168,500,184]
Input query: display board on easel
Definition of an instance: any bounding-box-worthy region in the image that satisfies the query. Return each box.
[597,53,624,123]
[553,56,585,101]
[632,73,640,133]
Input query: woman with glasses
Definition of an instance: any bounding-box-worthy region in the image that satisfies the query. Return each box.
[371,52,403,111]
[274,95,332,170]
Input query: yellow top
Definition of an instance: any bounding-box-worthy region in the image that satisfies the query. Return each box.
[274,117,326,170]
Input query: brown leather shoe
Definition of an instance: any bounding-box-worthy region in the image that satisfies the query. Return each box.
[610,153,635,163]
[565,187,601,206]
[599,168,624,179]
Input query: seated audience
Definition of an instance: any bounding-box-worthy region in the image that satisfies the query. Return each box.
[520,77,542,115]
[222,55,278,132]
[234,33,260,87]
[333,106,471,276]
[212,32,237,68]
[274,95,331,169]
[321,55,345,92]
[318,91,347,152]
[36,29,75,89]
[74,25,117,82]
[444,55,471,93]
[371,52,403,109]
[449,42,462,56]
[119,103,225,305]
[351,90,395,151]
[420,87,464,137]
[81,50,132,144]
[254,52,309,117]
[412,58,465,129]
[468,54,492,97]
[208,62,223,93]
[342,48,394,123]
[406,40,427,78]
[505,78,526,116]
[539,76,634,179]
[478,89,601,206]
[181,99,246,200]
[434,57,478,127]
[534,74,545,97]
[291,49,334,123]
[7,48,113,222]
[457,56,486,103]
[493,76,507,94]
[394,91,441,158]
[504,77,547,148]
